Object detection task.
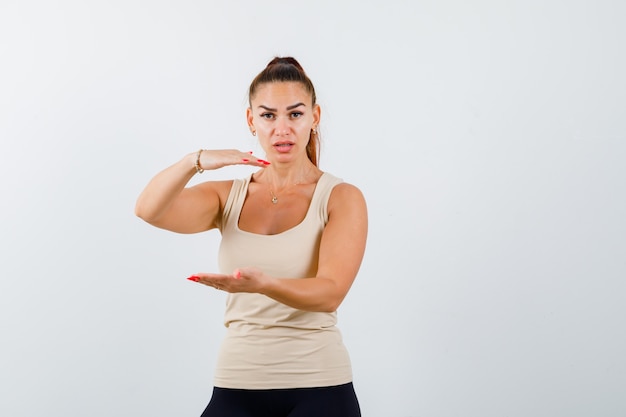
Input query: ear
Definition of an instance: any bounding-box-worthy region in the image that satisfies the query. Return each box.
[313,103,321,126]
[246,107,255,132]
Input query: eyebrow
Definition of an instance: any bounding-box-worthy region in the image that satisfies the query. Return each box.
[258,102,306,112]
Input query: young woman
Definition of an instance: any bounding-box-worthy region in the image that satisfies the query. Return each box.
[135,57,367,417]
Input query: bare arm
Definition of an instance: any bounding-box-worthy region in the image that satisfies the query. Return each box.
[192,182,368,311]
[135,149,268,233]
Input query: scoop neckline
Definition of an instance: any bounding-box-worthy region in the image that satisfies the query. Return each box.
[234,172,327,237]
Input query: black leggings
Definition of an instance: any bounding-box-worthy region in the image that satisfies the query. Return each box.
[200,382,361,417]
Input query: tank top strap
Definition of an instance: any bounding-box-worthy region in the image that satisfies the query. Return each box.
[219,174,252,232]
[311,172,343,225]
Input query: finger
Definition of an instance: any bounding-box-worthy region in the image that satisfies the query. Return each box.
[186,274,221,285]
[187,273,234,292]
[187,275,201,282]
[240,157,271,167]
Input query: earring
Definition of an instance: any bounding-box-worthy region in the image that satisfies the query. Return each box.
[312,127,317,134]
[251,130,256,136]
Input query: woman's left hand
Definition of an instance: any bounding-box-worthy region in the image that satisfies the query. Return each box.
[187,267,269,293]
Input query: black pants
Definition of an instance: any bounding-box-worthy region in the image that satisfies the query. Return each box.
[200,382,361,417]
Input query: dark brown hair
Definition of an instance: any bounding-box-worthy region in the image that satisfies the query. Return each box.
[248,57,320,166]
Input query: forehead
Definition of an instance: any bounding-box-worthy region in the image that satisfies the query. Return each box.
[251,82,312,105]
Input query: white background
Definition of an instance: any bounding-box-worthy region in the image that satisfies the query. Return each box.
[1,1,625,416]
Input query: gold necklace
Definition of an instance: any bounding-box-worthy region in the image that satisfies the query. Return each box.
[269,189,279,204]
[267,167,314,204]
[269,182,300,204]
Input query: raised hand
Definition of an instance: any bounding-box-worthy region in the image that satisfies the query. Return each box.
[196,149,270,171]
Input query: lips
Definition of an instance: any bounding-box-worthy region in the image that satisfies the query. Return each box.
[273,141,295,153]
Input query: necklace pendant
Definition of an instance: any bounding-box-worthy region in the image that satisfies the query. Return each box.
[271,196,278,204]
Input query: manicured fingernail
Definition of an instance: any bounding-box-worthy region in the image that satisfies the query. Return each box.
[247,151,254,154]
[187,275,200,282]
[234,270,241,279]
[257,159,271,165]
[242,158,249,162]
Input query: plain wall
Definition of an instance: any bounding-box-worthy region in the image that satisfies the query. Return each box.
[1,1,624,416]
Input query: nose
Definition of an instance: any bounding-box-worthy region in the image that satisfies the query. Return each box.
[274,116,291,136]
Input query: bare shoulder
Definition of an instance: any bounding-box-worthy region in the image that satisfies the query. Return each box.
[327,181,367,216]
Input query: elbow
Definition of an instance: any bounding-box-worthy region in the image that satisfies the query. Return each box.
[317,294,344,313]
[296,294,342,313]
[134,201,147,220]
[134,200,156,223]
[312,278,346,313]
[319,304,340,313]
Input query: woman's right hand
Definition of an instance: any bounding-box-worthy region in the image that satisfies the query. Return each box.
[196,149,270,171]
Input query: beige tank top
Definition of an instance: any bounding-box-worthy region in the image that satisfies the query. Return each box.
[214,172,353,389]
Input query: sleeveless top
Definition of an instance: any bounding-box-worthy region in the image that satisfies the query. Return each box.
[214,172,353,389]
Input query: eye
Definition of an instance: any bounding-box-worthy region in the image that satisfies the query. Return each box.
[260,113,275,119]
[290,111,303,118]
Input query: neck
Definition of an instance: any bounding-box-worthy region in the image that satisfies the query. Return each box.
[262,160,318,190]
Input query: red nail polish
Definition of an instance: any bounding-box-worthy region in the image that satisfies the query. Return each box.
[257,159,271,165]
[242,158,249,162]
[248,151,254,154]
[235,270,241,279]
[187,275,200,282]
